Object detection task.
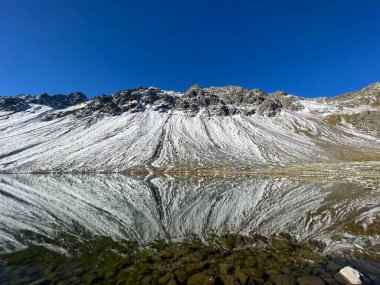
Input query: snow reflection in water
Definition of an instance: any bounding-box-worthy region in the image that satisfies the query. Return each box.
[0,174,379,254]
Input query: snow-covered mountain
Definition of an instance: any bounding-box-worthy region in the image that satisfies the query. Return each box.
[0,83,379,173]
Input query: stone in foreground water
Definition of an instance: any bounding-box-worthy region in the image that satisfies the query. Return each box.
[296,276,325,285]
[334,266,362,285]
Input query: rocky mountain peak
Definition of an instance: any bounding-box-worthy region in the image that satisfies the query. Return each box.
[2,82,379,120]
[328,81,380,107]
[0,85,302,118]
[271,90,288,96]
[33,92,88,109]
[359,82,380,102]
[184,85,206,97]
[0,96,31,112]
[0,92,88,112]
[362,81,380,92]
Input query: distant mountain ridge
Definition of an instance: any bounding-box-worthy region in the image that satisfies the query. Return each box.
[0,83,379,173]
[0,92,87,112]
[1,85,303,118]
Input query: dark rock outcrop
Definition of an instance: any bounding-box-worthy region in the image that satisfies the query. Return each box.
[29,92,88,109]
[0,85,304,118]
[0,97,31,112]
[19,83,380,120]
[0,92,87,112]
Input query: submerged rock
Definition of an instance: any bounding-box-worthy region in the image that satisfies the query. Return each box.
[276,275,296,285]
[187,272,215,285]
[296,276,325,285]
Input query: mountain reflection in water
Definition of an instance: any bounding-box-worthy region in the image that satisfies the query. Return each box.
[0,174,379,255]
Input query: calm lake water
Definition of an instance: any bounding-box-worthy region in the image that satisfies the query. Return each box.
[0,174,379,284]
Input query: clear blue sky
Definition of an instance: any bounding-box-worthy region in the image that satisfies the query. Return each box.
[0,0,379,98]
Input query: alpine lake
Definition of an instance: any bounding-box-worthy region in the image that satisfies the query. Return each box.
[0,166,379,285]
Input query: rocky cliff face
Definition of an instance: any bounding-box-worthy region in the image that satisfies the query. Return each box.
[0,83,379,173]
[0,85,303,119]
[0,92,87,112]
